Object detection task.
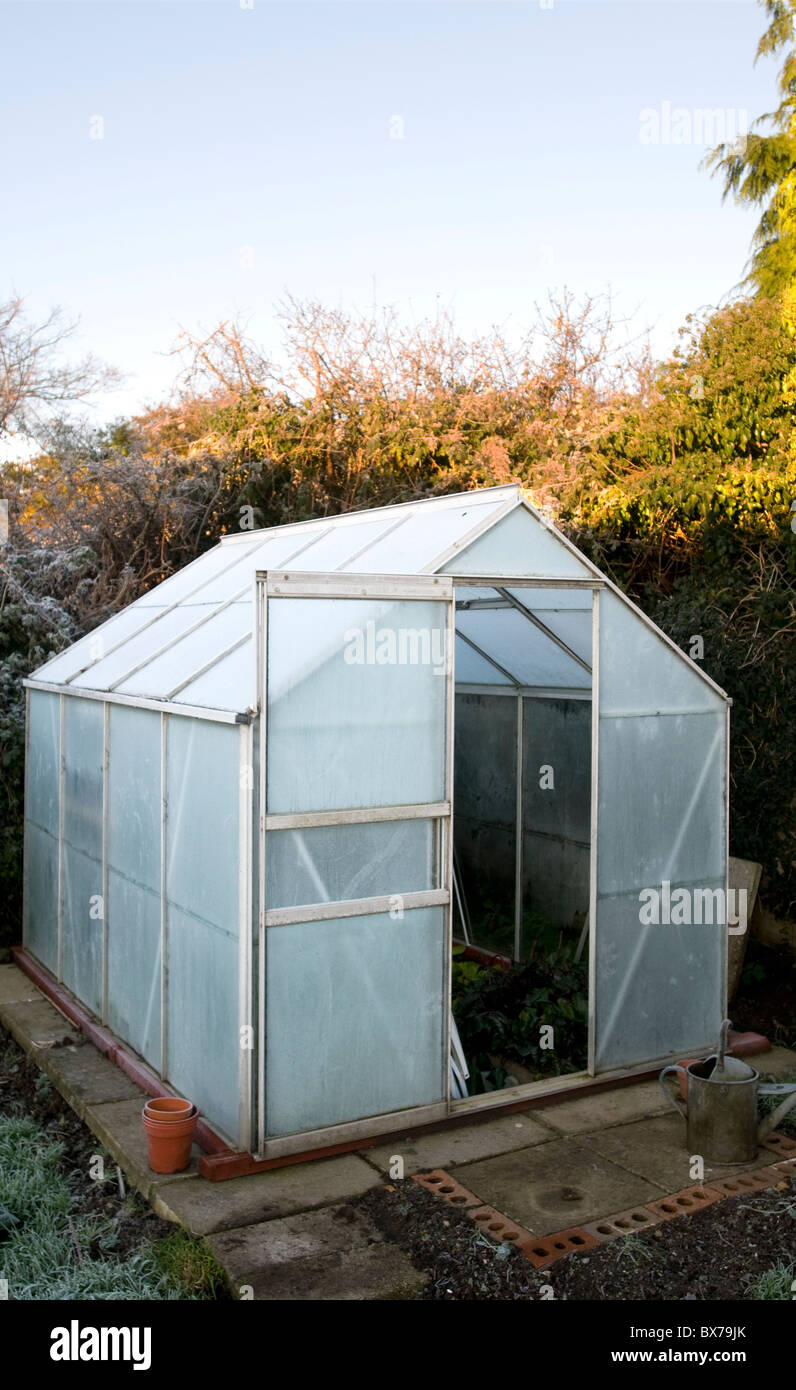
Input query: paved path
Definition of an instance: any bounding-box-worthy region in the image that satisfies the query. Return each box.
[2,963,793,1299]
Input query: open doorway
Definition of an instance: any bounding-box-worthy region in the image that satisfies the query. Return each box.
[450,581,594,1097]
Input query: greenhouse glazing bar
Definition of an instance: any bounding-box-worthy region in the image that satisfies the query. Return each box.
[496,586,592,676]
[455,685,592,700]
[588,587,600,1076]
[160,711,168,1083]
[238,719,254,1150]
[22,679,247,725]
[514,692,523,963]
[264,802,450,830]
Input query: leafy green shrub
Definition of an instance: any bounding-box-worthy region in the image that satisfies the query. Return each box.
[452,942,588,1092]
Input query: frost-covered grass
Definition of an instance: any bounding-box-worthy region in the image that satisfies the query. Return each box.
[743,1260,796,1301]
[0,1114,189,1300]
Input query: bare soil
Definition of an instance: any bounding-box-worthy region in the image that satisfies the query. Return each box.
[357,1172,796,1301]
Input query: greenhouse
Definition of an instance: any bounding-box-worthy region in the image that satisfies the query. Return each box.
[21,483,731,1161]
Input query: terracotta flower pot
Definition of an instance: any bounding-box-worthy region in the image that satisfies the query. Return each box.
[142,1104,198,1173]
[143,1096,196,1122]
[676,1060,703,1102]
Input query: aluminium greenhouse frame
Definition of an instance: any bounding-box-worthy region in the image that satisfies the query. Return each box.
[21,484,731,1162]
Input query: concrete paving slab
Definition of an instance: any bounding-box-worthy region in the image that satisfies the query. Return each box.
[35,1043,142,1118]
[83,1097,202,1200]
[1,997,81,1052]
[208,1204,427,1300]
[155,1154,381,1235]
[0,964,40,1006]
[578,1113,780,1191]
[365,1111,556,1176]
[453,1137,664,1235]
[535,1080,670,1136]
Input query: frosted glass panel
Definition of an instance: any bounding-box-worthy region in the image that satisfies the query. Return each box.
[63,698,103,856]
[521,696,591,938]
[522,697,591,845]
[523,609,592,666]
[443,506,592,579]
[600,590,721,713]
[597,714,725,896]
[289,519,396,571]
[27,690,60,833]
[265,908,446,1137]
[345,500,502,573]
[173,636,253,711]
[116,603,251,700]
[71,606,217,690]
[166,718,239,926]
[192,531,327,602]
[31,608,158,684]
[456,608,589,688]
[167,906,239,1139]
[25,692,61,971]
[107,705,162,1065]
[107,706,161,892]
[453,692,517,954]
[266,820,435,908]
[593,889,725,1070]
[61,698,103,1013]
[108,874,161,1067]
[266,598,448,813]
[24,822,59,973]
[165,717,239,1139]
[454,634,511,685]
[134,538,262,607]
[506,587,592,612]
[61,845,103,1013]
[594,591,728,1073]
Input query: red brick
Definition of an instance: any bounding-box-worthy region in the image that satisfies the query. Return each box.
[581,1207,662,1242]
[706,1169,779,1198]
[762,1132,796,1158]
[412,1169,483,1210]
[646,1184,723,1221]
[467,1204,533,1245]
[518,1227,598,1268]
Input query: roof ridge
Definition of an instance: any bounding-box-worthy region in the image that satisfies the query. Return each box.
[219,483,521,544]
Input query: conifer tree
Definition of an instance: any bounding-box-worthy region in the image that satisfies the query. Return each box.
[705,0,796,295]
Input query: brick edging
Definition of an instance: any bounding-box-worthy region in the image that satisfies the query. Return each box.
[413,1157,795,1271]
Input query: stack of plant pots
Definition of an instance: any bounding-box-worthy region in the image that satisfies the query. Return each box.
[141,1097,198,1173]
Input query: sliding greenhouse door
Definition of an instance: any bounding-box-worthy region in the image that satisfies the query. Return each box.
[256,572,454,1152]
[591,589,729,1073]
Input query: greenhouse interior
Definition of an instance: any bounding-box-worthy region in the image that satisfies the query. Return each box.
[21,483,731,1160]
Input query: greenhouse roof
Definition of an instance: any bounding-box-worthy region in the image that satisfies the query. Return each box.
[27,483,727,716]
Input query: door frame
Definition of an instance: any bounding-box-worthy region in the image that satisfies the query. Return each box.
[448,575,601,1111]
[253,569,456,1158]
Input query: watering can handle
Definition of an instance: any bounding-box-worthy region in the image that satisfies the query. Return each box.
[659,1065,687,1119]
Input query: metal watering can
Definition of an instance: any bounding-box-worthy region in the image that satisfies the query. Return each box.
[659,1019,796,1165]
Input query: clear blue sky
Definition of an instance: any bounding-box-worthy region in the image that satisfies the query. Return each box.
[0,1,782,426]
